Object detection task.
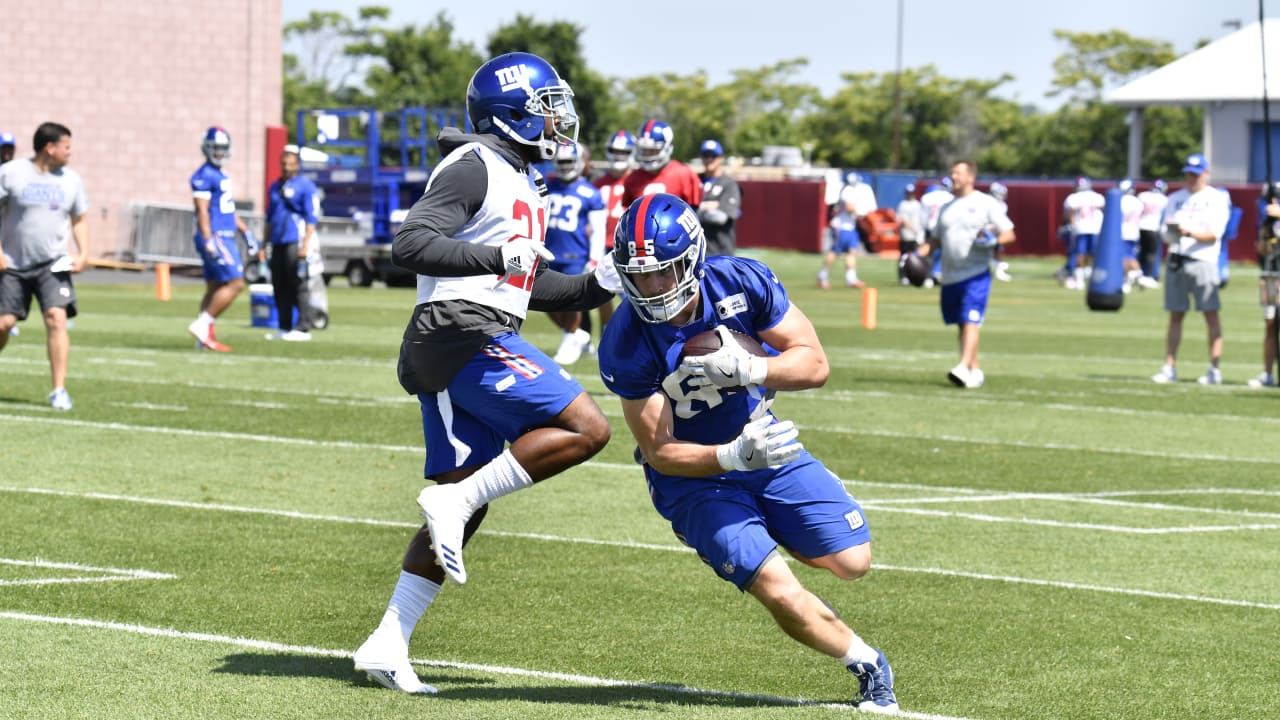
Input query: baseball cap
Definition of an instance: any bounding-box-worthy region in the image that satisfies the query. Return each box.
[1181,153,1209,175]
[0,131,14,147]
[699,139,723,157]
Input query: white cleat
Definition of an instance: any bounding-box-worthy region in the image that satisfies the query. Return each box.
[353,636,437,695]
[417,483,474,584]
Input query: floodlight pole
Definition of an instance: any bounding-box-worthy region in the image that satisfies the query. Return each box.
[890,0,904,169]
[1262,0,1274,195]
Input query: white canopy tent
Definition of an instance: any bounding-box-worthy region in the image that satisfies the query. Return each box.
[1108,19,1280,182]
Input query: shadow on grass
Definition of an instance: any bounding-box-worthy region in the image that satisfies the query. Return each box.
[213,653,847,710]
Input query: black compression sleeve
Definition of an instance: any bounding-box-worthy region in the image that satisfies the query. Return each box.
[391,152,505,276]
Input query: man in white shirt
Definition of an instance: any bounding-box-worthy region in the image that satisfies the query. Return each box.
[1136,180,1169,286]
[1059,177,1105,289]
[1151,153,1232,385]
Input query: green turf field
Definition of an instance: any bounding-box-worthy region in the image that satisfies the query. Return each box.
[2,252,1277,720]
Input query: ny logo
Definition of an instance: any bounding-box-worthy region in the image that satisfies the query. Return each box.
[495,64,530,93]
[677,206,706,245]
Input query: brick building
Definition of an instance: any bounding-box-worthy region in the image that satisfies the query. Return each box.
[0,1,282,259]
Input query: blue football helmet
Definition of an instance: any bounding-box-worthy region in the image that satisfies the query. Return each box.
[1118,178,1134,195]
[940,176,954,190]
[636,120,674,172]
[1074,176,1092,192]
[989,181,1008,202]
[554,142,584,182]
[605,129,635,174]
[1153,179,1168,194]
[202,126,231,167]
[903,182,916,196]
[466,52,578,161]
[613,193,706,323]
[844,171,862,186]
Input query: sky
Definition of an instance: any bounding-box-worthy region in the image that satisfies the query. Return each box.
[282,0,1278,109]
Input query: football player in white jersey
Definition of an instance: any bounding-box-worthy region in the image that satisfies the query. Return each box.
[1117,179,1145,293]
[1059,177,1105,289]
[352,52,621,695]
[1136,179,1169,286]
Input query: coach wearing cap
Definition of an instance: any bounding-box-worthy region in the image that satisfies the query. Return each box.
[1150,152,1232,386]
[697,139,741,256]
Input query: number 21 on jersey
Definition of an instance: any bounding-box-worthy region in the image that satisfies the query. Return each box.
[503,198,546,291]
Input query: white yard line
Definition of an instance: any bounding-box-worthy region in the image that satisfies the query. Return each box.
[2,486,1276,611]
[0,611,977,720]
[0,557,176,587]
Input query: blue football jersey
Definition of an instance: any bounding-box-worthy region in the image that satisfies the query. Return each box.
[190,162,237,236]
[544,176,605,262]
[266,174,319,245]
[598,256,789,447]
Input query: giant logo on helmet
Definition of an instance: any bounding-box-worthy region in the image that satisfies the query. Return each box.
[495,64,532,93]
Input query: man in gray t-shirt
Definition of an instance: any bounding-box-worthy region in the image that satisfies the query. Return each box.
[0,122,91,410]
[917,159,1014,389]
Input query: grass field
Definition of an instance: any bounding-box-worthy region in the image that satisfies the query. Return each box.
[2,252,1278,720]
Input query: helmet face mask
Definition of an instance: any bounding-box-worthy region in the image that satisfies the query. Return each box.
[636,120,674,172]
[467,52,579,161]
[613,193,706,324]
[202,126,231,167]
[554,142,583,182]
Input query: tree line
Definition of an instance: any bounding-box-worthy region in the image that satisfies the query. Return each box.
[284,7,1203,180]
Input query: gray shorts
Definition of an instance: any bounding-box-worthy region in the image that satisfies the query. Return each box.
[1163,255,1219,313]
[0,262,78,321]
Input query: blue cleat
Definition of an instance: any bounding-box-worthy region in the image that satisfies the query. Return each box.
[849,648,898,714]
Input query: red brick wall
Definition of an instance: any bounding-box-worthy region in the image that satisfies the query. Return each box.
[0,0,282,258]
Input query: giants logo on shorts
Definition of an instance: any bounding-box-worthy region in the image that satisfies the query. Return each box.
[845,510,865,531]
[722,561,736,575]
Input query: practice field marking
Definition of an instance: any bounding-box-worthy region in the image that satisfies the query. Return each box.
[109,401,190,412]
[3,486,1277,612]
[0,558,176,587]
[0,611,978,720]
[4,408,1279,467]
[867,491,1280,520]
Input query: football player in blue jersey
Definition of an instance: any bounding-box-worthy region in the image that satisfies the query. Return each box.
[352,51,620,695]
[187,126,258,351]
[544,141,606,364]
[596,193,898,714]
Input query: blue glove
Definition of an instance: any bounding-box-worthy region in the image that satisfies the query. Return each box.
[244,229,260,255]
[975,227,999,248]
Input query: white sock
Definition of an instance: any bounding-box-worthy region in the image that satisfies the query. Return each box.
[573,328,591,343]
[198,312,215,326]
[373,571,441,647]
[844,269,859,285]
[817,269,829,282]
[459,449,534,508]
[839,634,880,668]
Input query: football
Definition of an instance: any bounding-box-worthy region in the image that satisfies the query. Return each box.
[900,251,932,287]
[680,327,767,359]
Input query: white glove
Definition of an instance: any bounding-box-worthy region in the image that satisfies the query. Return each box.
[501,238,555,278]
[683,326,768,389]
[593,251,623,294]
[715,416,803,471]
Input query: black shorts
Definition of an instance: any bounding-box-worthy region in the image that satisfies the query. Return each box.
[0,262,78,321]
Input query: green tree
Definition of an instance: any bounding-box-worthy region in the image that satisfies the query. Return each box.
[282,7,388,131]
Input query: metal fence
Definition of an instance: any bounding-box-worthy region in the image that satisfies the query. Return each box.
[126,202,264,266]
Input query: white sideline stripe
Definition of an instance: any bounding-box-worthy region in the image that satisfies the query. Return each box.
[863,505,1280,534]
[3,486,1277,612]
[109,401,190,412]
[2,409,1277,468]
[0,557,177,587]
[0,611,974,720]
[874,565,1280,611]
[868,492,1280,521]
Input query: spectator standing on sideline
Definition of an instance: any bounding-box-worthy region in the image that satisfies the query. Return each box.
[544,141,605,365]
[621,119,702,209]
[0,132,15,164]
[1248,185,1280,388]
[697,139,741,256]
[187,126,258,352]
[264,145,318,341]
[896,183,924,285]
[0,122,90,410]
[1150,153,1232,386]
[817,172,869,289]
[1136,179,1169,287]
[589,129,634,338]
[917,159,1015,389]
[351,52,618,695]
[598,193,899,714]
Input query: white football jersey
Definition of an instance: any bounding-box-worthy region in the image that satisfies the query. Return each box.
[413,142,547,318]
[921,189,954,235]
[1064,190,1105,235]
[1120,194,1143,241]
[1136,190,1169,232]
